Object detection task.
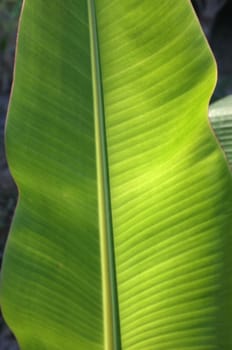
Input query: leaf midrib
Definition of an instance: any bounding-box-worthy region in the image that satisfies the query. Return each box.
[87,1,121,349]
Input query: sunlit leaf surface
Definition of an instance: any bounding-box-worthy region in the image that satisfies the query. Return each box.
[1,1,232,349]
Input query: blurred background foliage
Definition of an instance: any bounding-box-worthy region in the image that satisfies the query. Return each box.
[193,0,232,100]
[0,0,22,94]
[0,1,231,349]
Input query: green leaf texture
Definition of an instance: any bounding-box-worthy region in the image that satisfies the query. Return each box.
[210,95,232,166]
[1,1,232,350]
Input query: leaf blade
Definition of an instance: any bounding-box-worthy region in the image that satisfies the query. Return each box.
[95,1,232,348]
[1,1,104,349]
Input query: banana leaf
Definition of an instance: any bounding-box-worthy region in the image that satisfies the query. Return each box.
[210,95,232,166]
[1,1,232,349]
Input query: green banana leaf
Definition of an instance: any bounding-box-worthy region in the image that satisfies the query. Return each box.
[1,1,232,349]
[209,95,232,166]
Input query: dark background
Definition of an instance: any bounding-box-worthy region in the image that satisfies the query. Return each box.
[0,1,231,348]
